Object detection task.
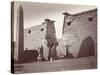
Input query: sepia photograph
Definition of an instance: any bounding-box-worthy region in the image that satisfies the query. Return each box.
[11,1,97,74]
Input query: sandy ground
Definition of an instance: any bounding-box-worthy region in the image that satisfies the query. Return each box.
[14,56,97,74]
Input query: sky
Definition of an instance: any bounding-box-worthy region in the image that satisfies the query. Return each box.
[14,1,96,40]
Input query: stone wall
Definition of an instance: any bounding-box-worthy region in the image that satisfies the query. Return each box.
[24,23,47,50]
[24,19,57,60]
[57,9,97,57]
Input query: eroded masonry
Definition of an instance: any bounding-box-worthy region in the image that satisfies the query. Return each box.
[13,5,97,63]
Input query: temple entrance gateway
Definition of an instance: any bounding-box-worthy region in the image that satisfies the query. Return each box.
[78,36,95,57]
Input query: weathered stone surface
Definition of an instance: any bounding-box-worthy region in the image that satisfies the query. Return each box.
[24,19,57,60]
[57,9,97,57]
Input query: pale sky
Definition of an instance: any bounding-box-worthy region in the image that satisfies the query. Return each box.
[14,1,96,40]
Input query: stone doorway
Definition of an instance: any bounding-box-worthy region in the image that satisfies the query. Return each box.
[78,36,95,57]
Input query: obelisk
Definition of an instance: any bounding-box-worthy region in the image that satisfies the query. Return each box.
[18,5,24,63]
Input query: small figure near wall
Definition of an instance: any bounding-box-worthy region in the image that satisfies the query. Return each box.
[40,45,44,60]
